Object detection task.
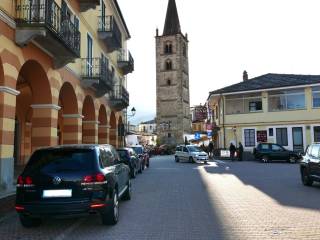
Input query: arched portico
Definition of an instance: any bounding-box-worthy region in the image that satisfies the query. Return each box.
[58,82,80,144]
[98,105,108,144]
[109,112,117,147]
[82,95,98,143]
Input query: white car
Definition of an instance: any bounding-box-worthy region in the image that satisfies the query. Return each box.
[175,145,208,163]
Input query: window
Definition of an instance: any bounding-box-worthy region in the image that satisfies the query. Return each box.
[164,42,172,54]
[312,87,320,108]
[268,128,274,137]
[249,101,262,112]
[226,94,262,114]
[87,34,93,76]
[100,148,114,168]
[74,17,79,31]
[244,129,255,147]
[167,79,171,86]
[268,89,305,111]
[168,133,172,138]
[165,60,172,70]
[314,126,320,142]
[183,146,188,152]
[276,128,288,146]
[271,144,283,151]
[260,144,269,150]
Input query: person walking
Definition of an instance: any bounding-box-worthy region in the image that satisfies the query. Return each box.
[238,142,244,161]
[229,142,236,161]
[208,141,214,159]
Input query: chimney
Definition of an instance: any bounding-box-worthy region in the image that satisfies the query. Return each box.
[156,28,159,37]
[243,70,248,81]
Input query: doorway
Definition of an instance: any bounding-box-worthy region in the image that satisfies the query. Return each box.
[292,127,304,153]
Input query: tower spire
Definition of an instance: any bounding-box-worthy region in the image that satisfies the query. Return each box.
[163,0,181,36]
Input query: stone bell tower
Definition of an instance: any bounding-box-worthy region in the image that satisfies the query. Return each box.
[155,0,191,145]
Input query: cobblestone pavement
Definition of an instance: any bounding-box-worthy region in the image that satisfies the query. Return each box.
[0,156,320,240]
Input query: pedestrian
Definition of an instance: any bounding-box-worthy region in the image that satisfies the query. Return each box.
[238,142,244,161]
[229,142,236,161]
[208,141,214,159]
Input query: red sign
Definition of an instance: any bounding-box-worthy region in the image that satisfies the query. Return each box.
[194,106,207,121]
[257,130,267,143]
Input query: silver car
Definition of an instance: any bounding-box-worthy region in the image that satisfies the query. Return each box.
[175,145,208,163]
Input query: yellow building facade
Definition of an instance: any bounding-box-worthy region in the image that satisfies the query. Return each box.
[0,0,134,189]
[208,73,320,153]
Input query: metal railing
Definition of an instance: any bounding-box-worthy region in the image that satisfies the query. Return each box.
[15,0,80,56]
[81,58,113,84]
[98,15,122,48]
[118,49,134,65]
[110,85,129,106]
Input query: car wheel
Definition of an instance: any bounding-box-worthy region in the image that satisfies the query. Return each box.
[19,214,42,228]
[101,190,119,225]
[122,179,132,201]
[175,156,179,162]
[204,160,208,164]
[261,155,269,163]
[189,157,194,163]
[301,168,313,186]
[289,156,297,163]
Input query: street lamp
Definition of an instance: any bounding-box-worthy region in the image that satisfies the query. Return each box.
[128,107,136,118]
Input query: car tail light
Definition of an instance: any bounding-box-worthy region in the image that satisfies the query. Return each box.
[17,176,24,185]
[95,173,106,182]
[83,175,94,183]
[15,205,25,212]
[90,203,106,209]
[25,176,33,185]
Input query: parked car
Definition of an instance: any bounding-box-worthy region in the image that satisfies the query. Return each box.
[253,143,300,163]
[300,143,320,186]
[15,144,131,228]
[175,145,209,164]
[131,145,150,169]
[117,148,141,178]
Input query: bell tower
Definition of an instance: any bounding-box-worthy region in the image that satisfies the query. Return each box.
[155,0,191,145]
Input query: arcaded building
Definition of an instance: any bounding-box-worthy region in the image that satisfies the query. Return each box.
[0,0,134,190]
[155,0,191,145]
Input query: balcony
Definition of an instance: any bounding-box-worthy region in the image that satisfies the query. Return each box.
[15,0,80,69]
[109,85,129,111]
[77,0,100,12]
[81,58,113,98]
[118,50,134,75]
[98,16,122,52]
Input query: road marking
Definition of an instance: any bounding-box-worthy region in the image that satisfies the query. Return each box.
[215,160,227,164]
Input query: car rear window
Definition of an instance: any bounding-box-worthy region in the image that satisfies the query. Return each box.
[117,150,129,160]
[132,147,143,154]
[260,144,269,150]
[24,148,96,174]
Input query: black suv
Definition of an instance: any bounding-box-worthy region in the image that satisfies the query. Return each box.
[15,144,131,227]
[253,143,300,163]
[300,143,320,186]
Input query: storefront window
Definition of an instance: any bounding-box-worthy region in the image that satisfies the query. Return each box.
[314,126,320,142]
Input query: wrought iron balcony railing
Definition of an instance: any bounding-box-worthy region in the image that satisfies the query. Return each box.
[15,0,80,68]
[109,85,129,111]
[117,49,134,75]
[98,15,122,52]
[81,58,113,97]
[77,0,100,12]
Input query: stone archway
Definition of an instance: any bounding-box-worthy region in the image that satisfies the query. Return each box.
[15,60,54,165]
[82,95,97,144]
[98,105,108,144]
[58,82,79,144]
[109,112,117,147]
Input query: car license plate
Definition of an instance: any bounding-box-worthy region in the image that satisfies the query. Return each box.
[43,189,72,198]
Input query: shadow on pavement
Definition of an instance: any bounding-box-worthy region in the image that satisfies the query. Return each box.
[204,160,320,211]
